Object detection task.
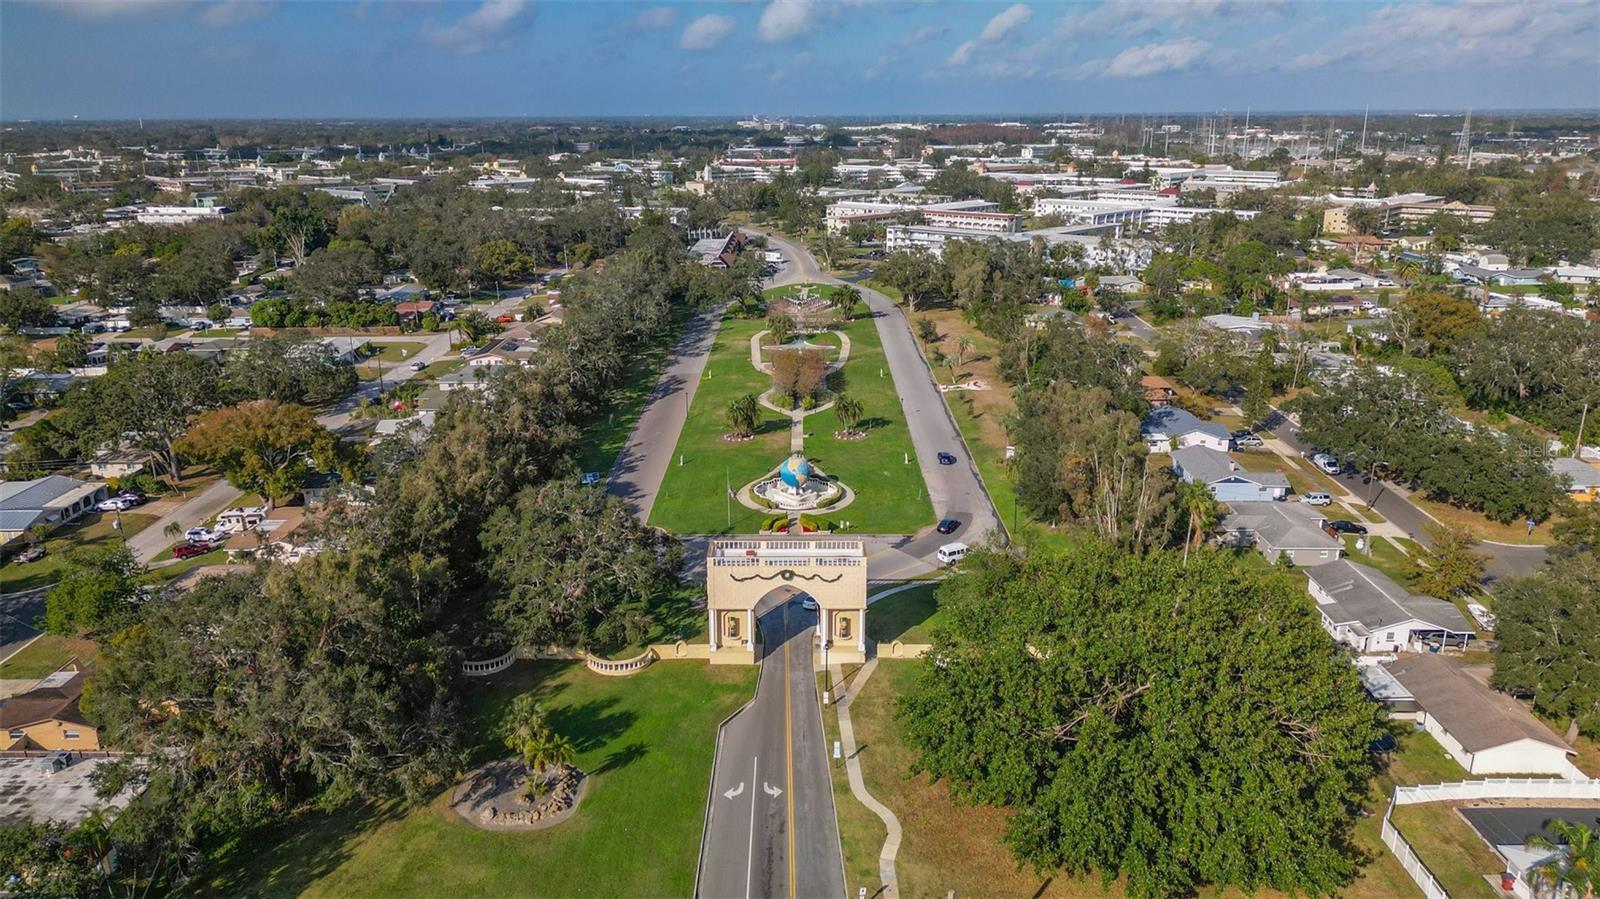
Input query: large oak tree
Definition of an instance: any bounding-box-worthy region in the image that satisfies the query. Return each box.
[897,544,1384,899]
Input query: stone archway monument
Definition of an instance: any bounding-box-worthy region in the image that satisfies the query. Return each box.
[706,537,868,665]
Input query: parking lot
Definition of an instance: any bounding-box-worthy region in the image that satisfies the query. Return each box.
[0,755,131,825]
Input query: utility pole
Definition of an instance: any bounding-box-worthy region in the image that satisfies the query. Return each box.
[1576,402,1591,459]
[1359,105,1369,155]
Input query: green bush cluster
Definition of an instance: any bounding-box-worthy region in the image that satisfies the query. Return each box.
[796,514,839,532]
[761,513,790,532]
[751,491,776,510]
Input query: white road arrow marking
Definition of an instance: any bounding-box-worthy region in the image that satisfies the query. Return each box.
[724,782,745,800]
[763,782,783,798]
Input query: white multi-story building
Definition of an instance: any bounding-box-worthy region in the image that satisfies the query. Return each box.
[885,223,1153,272]
[134,206,228,226]
[824,198,1011,235]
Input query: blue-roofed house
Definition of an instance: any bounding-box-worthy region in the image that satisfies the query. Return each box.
[1170,446,1289,502]
[1141,406,1231,453]
[0,476,107,546]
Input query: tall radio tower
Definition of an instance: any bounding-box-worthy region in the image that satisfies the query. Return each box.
[1456,109,1473,166]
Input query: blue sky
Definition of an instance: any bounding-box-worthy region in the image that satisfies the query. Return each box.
[3,0,1597,119]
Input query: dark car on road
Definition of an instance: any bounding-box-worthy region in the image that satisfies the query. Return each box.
[1327,520,1368,536]
[936,452,957,465]
[936,518,960,535]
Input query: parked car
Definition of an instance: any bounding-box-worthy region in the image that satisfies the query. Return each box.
[936,452,957,465]
[800,595,817,611]
[1303,492,1333,506]
[936,518,961,535]
[1312,453,1343,475]
[1234,434,1264,449]
[172,542,215,560]
[185,526,222,544]
[39,751,72,775]
[408,360,427,372]
[579,472,601,486]
[117,491,147,505]
[96,496,140,512]
[1328,520,1368,535]
[16,544,46,563]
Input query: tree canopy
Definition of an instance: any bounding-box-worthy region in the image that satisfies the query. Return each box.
[896,543,1384,899]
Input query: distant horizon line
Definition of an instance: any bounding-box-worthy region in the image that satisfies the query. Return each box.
[5,107,1600,127]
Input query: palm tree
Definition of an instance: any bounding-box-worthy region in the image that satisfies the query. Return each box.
[523,729,577,800]
[930,350,953,385]
[501,694,550,770]
[725,394,760,438]
[832,394,864,436]
[766,314,795,348]
[1528,819,1599,899]
[830,287,863,321]
[954,335,974,371]
[1177,480,1221,567]
[163,520,184,543]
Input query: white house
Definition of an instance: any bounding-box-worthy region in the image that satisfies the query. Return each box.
[1384,653,1580,777]
[1140,407,1231,453]
[1305,559,1475,654]
[0,476,108,545]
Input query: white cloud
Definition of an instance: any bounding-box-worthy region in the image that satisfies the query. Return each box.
[198,0,274,28]
[896,23,949,47]
[758,0,818,44]
[949,3,1031,65]
[424,0,534,55]
[1100,37,1209,77]
[28,0,185,20]
[680,13,735,50]
[628,5,676,31]
[1057,0,1284,38]
[1285,0,1597,72]
[978,3,1031,41]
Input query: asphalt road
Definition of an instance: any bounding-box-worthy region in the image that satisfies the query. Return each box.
[698,594,845,899]
[606,306,725,520]
[1263,409,1548,584]
[754,231,1002,561]
[127,332,458,564]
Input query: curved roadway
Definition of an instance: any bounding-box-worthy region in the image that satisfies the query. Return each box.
[751,231,1003,579]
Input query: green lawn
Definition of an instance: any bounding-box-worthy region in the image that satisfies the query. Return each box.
[649,302,934,536]
[191,660,756,899]
[0,634,97,680]
[1387,804,1500,898]
[866,584,944,644]
[366,341,428,363]
[417,358,466,380]
[2,512,159,594]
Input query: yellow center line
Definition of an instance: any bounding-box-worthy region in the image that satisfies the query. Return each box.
[784,605,798,899]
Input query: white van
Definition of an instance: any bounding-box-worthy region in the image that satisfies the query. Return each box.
[1303,492,1333,506]
[936,542,969,565]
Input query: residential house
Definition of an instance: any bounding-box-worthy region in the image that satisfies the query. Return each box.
[1140,406,1232,453]
[1305,559,1475,654]
[223,506,316,562]
[1201,313,1278,337]
[393,300,437,324]
[1139,374,1176,407]
[464,337,535,368]
[437,367,495,392]
[1218,500,1344,566]
[0,476,107,546]
[1383,653,1579,777]
[1170,446,1289,502]
[1549,457,1600,503]
[1,668,99,751]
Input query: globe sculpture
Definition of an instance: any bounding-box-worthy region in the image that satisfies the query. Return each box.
[752,452,843,511]
[779,453,811,489]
